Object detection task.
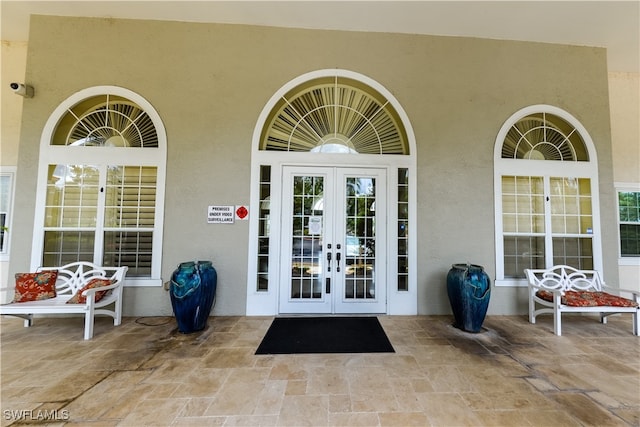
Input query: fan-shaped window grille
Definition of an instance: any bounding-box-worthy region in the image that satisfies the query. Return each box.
[260,76,409,154]
[501,113,588,161]
[51,95,158,147]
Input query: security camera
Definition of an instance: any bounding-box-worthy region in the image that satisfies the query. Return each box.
[10,82,34,98]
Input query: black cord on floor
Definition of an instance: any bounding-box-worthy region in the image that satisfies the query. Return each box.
[134,317,173,326]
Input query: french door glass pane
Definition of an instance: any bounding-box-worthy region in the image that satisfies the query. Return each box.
[344,177,376,299]
[43,231,94,266]
[290,176,323,299]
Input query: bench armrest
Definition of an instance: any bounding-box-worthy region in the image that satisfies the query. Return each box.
[80,267,127,304]
[602,284,640,303]
[80,280,122,297]
[528,282,564,301]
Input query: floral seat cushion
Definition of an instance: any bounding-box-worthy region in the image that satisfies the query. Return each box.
[536,290,638,308]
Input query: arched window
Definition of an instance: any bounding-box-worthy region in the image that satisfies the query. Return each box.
[31,87,166,285]
[260,75,409,155]
[494,105,601,286]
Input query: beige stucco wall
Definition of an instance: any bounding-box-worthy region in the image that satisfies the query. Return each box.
[610,73,640,183]
[0,41,28,296]
[1,41,26,166]
[609,72,640,292]
[5,15,631,316]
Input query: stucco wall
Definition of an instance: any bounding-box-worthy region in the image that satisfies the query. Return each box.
[0,41,28,297]
[610,73,640,183]
[609,72,640,292]
[8,16,623,316]
[1,41,26,166]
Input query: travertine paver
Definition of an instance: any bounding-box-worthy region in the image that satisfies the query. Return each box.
[1,314,638,426]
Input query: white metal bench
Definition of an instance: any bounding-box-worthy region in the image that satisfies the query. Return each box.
[525,265,639,336]
[0,262,128,340]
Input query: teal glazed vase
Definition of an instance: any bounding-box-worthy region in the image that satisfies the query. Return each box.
[170,261,217,333]
[196,260,217,331]
[446,263,491,333]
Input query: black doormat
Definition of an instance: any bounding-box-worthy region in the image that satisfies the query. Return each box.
[255,316,395,354]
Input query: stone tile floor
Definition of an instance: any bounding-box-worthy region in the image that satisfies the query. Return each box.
[0,314,638,426]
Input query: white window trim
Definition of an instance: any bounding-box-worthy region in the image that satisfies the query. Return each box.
[494,105,602,286]
[615,182,640,266]
[31,86,167,286]
[0,167,17,261]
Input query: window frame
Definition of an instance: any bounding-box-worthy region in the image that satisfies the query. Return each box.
[615,182,640,265]
[493,105,602,286]
[0,167,17,261]
[31,86,167,286]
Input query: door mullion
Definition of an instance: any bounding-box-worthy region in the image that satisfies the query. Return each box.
[543,177,553,267]
[93,164,108,265]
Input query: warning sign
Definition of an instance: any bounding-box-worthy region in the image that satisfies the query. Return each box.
[208,206,235,223]
[235,205,249,220]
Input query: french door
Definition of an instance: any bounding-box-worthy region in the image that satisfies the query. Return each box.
[279,166,387,314]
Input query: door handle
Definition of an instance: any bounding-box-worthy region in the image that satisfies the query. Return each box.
[336,252,341,272]
[326,251,332,272]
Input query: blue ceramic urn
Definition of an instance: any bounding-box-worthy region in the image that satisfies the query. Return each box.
[446,263,491,333]
[170,261,217,333]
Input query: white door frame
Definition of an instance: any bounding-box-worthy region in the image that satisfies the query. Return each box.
[278,166,387,314]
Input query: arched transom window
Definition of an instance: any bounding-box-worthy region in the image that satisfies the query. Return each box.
[501,112,589,161]
[260,76,409,155]
[52,95,158,147]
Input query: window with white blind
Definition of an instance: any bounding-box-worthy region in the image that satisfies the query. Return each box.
[32,87,166,285]
[494,105,601,286]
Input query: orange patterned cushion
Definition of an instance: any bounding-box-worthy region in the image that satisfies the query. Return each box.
[536,290,638,307]
[13,271,58,302]
[66,278,113,304]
